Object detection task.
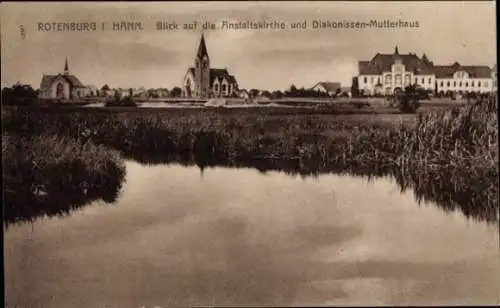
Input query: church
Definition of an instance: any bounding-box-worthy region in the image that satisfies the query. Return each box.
[182,34,239,98]
[39,58,88,100]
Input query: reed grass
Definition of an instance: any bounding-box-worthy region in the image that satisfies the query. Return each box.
[3,96,497,222]
[2,133,126,224]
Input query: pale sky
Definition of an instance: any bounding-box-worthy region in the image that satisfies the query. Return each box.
[1,1,497,91]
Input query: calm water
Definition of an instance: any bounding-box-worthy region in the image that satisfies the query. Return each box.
[4,161,500,307]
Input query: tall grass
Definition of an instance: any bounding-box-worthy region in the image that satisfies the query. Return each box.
[2,133,126,225]
[3,96,498,222]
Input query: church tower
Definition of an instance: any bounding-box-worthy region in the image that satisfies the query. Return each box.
[194,34,210,98]
[64,57,69,75]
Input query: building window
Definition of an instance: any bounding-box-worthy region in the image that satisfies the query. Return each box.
[395,74,402,85]
[214,84,219,92]
[465,82,468,87]
[421,78,424,84]
[459,82,462,87]
[222,84,227,93]
[447,81,450,87]
[440,81,444,87]
[370,77,374,84]
[415,77,418,84]
[364,77,367,83]
[453,81,456,87]
[385,75,392,85]
[484,81,489,87]
[478,81,482,87]
[471,81,474,87]
[428,78,432,84]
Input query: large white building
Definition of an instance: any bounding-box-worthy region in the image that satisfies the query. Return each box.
[358,47,496,96]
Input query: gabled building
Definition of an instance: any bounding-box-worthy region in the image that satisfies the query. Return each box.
[358,46,435,96]
[357,47,496,96]
[39,58,87,100]
[311,81,342,96]
[434,62,493,95]
[182,34,239,98]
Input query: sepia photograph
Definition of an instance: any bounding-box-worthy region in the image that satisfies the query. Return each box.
[1,1,499,306]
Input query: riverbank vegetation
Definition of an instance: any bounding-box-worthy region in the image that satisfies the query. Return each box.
[2,133,126,225]
[2,95,498,223]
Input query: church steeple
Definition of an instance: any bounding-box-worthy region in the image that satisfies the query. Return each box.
[64,57,69,75]
[196,33,209,60]
[394,45,399,55]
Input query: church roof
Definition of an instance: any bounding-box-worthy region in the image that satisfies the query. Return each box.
[187,67,237,85]
[196,34,209,59]
[40,74,84,89]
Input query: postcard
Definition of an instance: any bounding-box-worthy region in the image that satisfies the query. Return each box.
[2,1,498,307]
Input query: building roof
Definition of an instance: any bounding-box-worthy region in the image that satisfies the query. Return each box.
[433,63,491,78]
[312,82,341,93]
[187,67,237,86]
[359,52,434,75]
[40,74,84,89]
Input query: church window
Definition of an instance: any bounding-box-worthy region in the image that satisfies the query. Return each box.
[447,81,450,87]
[214,84,219,92]
[440,81,444,87]
[56,83,64,98]
[222,84,227,93]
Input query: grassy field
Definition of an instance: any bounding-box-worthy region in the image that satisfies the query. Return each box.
[2,96,498,223]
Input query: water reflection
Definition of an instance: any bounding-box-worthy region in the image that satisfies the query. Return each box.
[124,150,499,224]
[4,161,499,306]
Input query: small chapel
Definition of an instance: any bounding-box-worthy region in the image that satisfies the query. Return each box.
[39,58,87,100]
[182,34,239,98]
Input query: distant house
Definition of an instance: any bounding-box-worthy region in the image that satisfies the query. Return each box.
[311,81,342,96]
[39,58,86,100]
[238,89,250,99]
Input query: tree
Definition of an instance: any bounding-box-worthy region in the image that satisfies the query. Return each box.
[271,90,283,99]
[2,84,38,105]
[101,84,110,91]
[170,86,182,98]
[351,77,359,97]
[396,84,421,113]
[249,89,260,98]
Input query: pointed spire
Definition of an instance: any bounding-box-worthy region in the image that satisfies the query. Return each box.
[394,45,399,55]
[196,33,208,60]
[64,57,69,75]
